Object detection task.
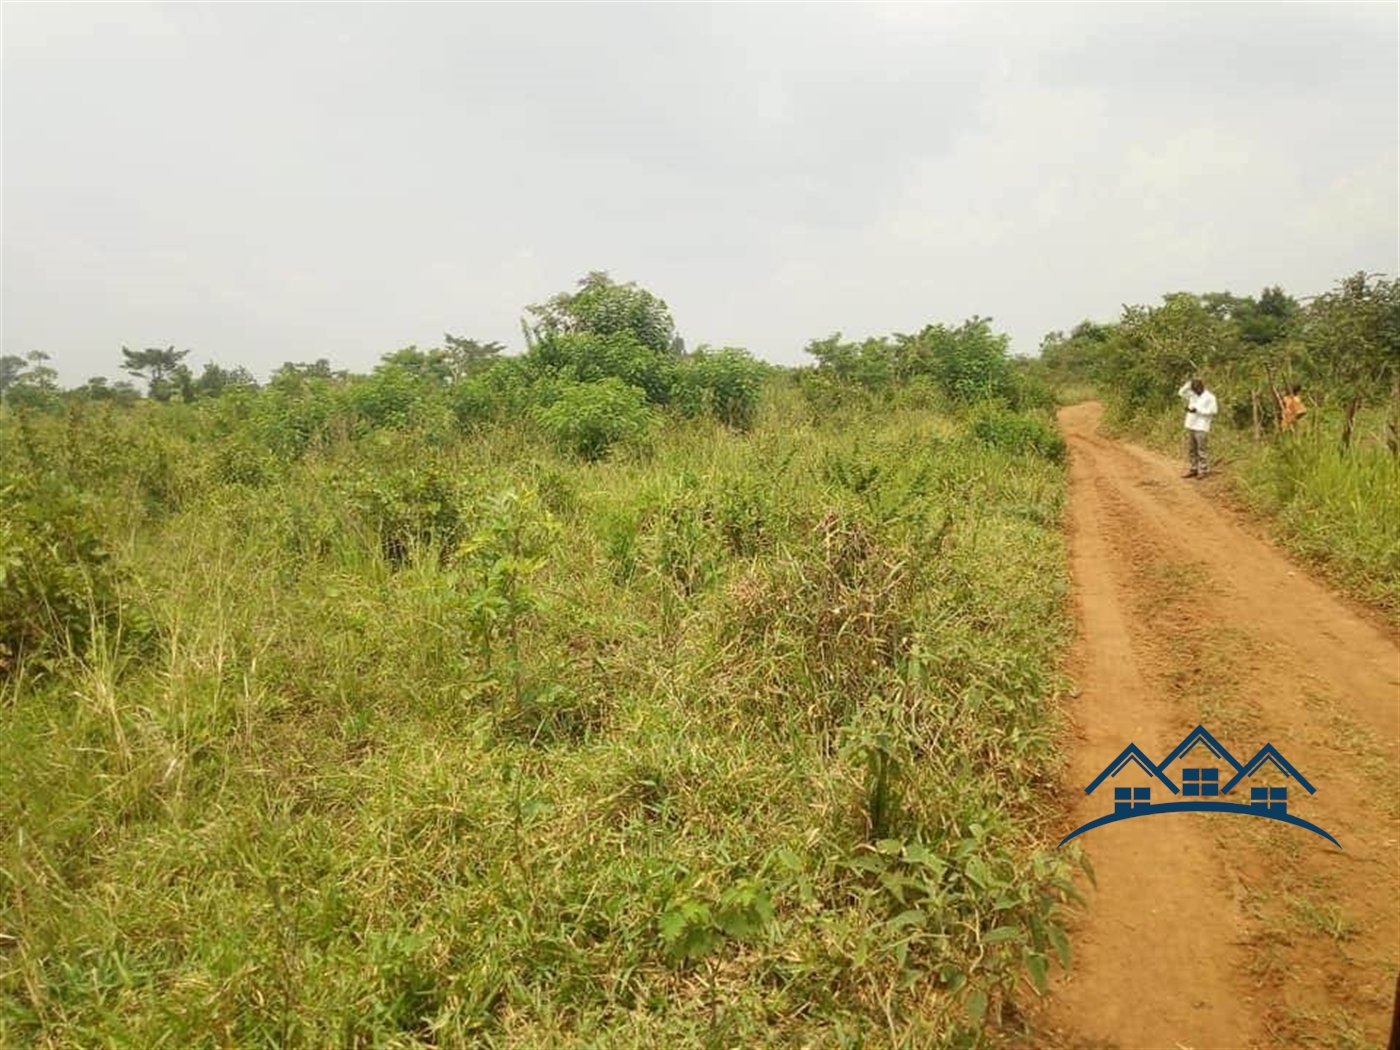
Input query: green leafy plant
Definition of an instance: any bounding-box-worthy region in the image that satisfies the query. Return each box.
[452,488,560,713]
[674,347,768,430]
[532,331,679,405]
[341,459,467,565]
[841,834,1082,1038]
[841,716,910,842]
[532,378,652,460]
[659,877,776,1035]
[526,271,679,356]
[969,406,1067,463]
[0,474,129,674]
[347,364,427,430]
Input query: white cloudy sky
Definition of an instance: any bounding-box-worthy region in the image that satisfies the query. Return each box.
[3,2,1397,383]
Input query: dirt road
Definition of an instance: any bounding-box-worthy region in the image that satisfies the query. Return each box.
[1040,403,1399,1049]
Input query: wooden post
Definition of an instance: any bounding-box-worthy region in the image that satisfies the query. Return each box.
[1342,395,1361,451]
[1252,389,1261,441]
[1389,375,1399,459]
[1262,362,1284,432]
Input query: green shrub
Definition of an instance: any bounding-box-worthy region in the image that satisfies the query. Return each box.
[673,348,767,430]
[970,408,1067,463]
[213,435,279,487]
[451,487,560,718]
[339,459,469,565]
[795,367,876,419]
[0,474,126,672]
[891,375,944,412]
[1011,364,1058,412]
[532,331,678,405]
[248,373,348,458]
[348,366,424,430]
[923,319,1019,405]
[525,270,678,355]
[532,378,652,460]
[450,357,542,428]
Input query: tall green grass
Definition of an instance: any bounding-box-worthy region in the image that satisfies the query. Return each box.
[2,381,1081,1047]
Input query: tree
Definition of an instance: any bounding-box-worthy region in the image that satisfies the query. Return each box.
[442,335,505,380]
[192,362,257,399]
[1,351,60,409]
[917,317,1017,404]
[1092,294,1239,418]
[1248,285,1300,346]
[77,377,139,404]
[377,346,454,385]
[673,347,767,429]
[525,271,679,356]
[1039,321,1115,389]
[0,354,60,411]
[0,355,25,401]
[804,318,1019,404]
[171,364,195,403]
[1299,273,1400,449]
[272,359,344,383]
[531,331,679,404]
[120,345,190,401]
[804,333,895,387]
[1198,287,1298,348]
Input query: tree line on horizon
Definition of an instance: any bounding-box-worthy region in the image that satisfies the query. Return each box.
[0,268,1059,462]
[4,269,1395,452]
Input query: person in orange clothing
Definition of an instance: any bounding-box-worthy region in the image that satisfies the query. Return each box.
[1280,384,1307,431]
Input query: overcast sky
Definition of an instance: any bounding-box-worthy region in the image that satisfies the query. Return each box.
[4,2,1397,383]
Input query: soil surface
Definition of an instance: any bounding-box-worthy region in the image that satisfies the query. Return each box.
[1038,403,1399,1050]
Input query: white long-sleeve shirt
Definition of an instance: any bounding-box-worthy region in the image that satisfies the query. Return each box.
[1178,382,1218,432]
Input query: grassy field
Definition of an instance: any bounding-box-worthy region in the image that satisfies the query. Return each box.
[2,378,1081,1048]
[1103,401,1400,621]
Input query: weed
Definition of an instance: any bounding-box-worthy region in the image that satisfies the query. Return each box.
[0,374,1076,1047]
[1286,896,1359,942]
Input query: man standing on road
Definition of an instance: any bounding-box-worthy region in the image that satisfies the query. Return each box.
[1178,377,1218,478]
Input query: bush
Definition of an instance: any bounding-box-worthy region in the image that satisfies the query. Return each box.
[1235,423,1400,615]
[248,373,348,459]
[1011,362,1058,411]
[348,366,424,430]
[526,271,678,355]
[213,435,279,487]
[0,474,126,673]
[532,378,652,460]
[891,375,944,412]
[451,357,540,428]
[673,348,767,430]
[801,318,1021,407]
[795,367,877,419]
[970,407,1067,463]
[339,458,470,565]
[531,332,678,406]
[923,319,1018,405]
